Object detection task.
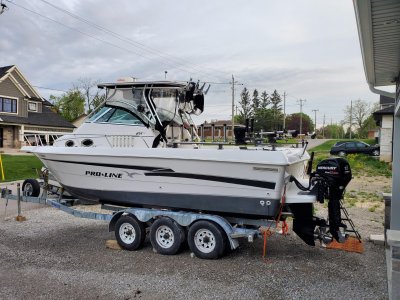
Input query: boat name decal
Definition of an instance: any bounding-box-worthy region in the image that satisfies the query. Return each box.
[85,171,123,178]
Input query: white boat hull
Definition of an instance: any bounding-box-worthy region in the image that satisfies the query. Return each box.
[24,146,313,218]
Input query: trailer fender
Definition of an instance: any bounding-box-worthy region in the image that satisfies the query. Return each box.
[108,211,124,232]
[187,215,239,250]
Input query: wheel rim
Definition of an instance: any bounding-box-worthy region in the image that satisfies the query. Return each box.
[373,150,379,156]
[119,222,136,244]
[23,183,33,196]
[194,229,216,253]
[339,151,345,156]
[155,225,175,249]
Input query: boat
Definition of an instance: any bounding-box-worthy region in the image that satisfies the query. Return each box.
[22,79,351,246]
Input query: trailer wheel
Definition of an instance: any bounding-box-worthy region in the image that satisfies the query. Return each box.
[150,217,185,255]
[22,179,41,197]
[115,215,146,251]
[188,220,226,259]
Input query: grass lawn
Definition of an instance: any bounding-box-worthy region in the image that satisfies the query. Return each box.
[0,154,43,182]
[309,139,391,177]
[310,139,376,152]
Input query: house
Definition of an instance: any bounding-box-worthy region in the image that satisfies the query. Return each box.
[373,95,395,162]
[201,120,234,140]
[0,65,75,148]
[72,114,88,128]
[353,1,400,297]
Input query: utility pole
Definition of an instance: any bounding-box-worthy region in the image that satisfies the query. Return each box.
[297,99,306,134]
[230,75,243,142]
[283,92,286,130]
[322,114,326,138]
[231,75,235,141]
[312,109,318,134]
[349,100,353,139]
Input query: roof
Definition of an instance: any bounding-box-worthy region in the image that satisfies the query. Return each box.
[0,65,14,79]
[0,106,75,128]
[380,95,395,105]
[353,0,400,87]
[98,81,187,89]
[203,120,232,126]
[42,99,54,106]
[373,105,394,116]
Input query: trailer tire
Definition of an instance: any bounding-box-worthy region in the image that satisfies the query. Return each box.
[115,215,146,251]
[22,179,41,197]
[150,217,185,255]
[188,220,226,259]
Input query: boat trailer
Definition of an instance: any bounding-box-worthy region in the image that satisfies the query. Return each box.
[1,182,281,259]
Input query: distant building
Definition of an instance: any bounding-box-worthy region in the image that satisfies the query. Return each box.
[373,95,395,162]
[201,120,235,140]
[0,65,75,148]
[72,114,88,128]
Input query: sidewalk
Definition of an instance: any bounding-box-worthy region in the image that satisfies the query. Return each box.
[0,148,33,155]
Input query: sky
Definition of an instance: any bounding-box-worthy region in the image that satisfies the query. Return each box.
[0,0,385,128]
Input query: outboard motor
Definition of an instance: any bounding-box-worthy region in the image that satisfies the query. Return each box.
[289,157,352,246]
[315,158,352,242]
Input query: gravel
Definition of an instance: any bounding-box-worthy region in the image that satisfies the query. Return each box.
[0,203,387,300]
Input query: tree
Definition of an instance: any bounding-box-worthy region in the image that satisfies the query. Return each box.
[238,87,252,123]
[74,78,102,112]
[343,99,371,133]
[358,115,377,138]
[260,91,269,109]
[52,90,85,122]
[90,94,106,111]
[343,100,379,138]
[320,124,345,139]
[269,90,283,130]
[254,108,274,132]
[285,113,314,133]
[251,89,260,112]
[270,90,282,111]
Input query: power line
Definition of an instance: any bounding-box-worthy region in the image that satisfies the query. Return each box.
[7,0,224,80]
[36,0,231,80]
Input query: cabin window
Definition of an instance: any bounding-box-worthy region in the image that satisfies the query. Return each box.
[88,106,111,122]
[107,109,142,125]
[0,97,17,113]
[28,101,38,112]
[91,107,143,125]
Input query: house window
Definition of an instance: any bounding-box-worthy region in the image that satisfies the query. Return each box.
[0,97,17,113]
[28,101,38,112]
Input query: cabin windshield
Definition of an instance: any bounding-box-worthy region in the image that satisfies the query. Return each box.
[88,107,143,125]
[150,88,178,123]
[104,87,182,127]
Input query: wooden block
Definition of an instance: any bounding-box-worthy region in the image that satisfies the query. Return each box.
[106,240,122,250]
[15,215,27,222]
[326,236,364,254]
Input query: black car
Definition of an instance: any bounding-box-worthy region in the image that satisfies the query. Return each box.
[330,141,380,156]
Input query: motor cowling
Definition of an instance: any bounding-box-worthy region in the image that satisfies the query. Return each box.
[315,157,352,192]
[290,157,352,245]
[315,157,352,242]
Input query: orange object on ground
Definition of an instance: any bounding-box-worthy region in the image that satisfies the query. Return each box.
[260,228,273,259]
[326,236,364,254]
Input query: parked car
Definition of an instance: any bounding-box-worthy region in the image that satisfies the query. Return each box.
[330,141,380,156]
